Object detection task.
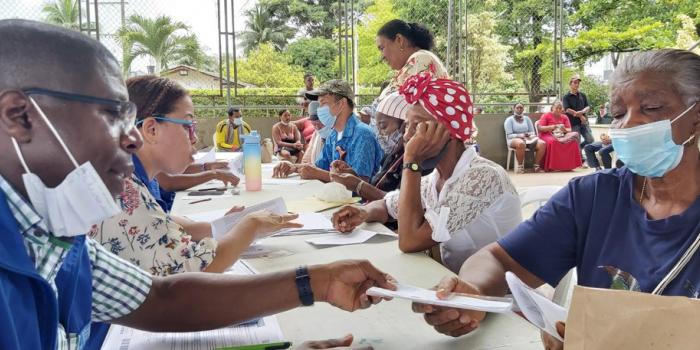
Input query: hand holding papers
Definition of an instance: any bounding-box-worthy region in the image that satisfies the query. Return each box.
[505,271,567,341]
[366,283,513,313]
[209,197,288,238]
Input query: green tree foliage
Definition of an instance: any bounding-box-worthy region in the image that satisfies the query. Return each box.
[118,15,207,76]
[239,3,295,54]
[357,0,394,86]
[261,0,372,39]
[465,11,512,93]
[236,43,305,88]
[42,0,79,30]
[286,38,338,81]
[568,0,700,67]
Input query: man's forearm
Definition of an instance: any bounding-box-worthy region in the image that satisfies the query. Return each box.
[114,265,333,332]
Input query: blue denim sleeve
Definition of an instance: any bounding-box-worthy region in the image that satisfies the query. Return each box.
[345,130,382,178]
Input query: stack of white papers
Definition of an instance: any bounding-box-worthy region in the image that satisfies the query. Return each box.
[366,283,513,313]
[274,213,337,236]
[505,271,568,341]
[306,229,396,246]
[101,260,285,350]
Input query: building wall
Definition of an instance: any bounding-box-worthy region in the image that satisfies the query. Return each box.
[162,70,221,90]
[193,113,610,169]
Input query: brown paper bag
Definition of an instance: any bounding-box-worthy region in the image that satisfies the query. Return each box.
[565,286,700,350]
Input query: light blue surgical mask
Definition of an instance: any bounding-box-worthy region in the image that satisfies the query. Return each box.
[610,102,697,177]
[317,105,337,128]
[232,117,243,126]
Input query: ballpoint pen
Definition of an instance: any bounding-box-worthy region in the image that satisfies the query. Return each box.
[215,341,292,350]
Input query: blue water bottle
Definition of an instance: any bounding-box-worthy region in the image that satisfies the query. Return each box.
[242,131,262,191]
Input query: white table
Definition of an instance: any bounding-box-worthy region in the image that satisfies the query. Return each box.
[172,161,542,349]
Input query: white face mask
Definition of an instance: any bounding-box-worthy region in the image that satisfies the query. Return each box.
[10,97,122,237]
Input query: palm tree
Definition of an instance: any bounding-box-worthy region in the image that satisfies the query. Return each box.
[239,3,294,54]
[42,0,79,30]
[117,15,206,76]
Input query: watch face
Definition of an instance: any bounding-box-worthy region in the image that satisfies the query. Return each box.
[411,163,419,171]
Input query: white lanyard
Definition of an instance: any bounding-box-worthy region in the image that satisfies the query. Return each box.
[652,230,700,295]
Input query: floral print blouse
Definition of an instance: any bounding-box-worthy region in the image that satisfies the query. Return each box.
[89,175,217,276]
[377,50,449,102]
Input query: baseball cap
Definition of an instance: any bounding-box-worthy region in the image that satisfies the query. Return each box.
[305,79,355,101]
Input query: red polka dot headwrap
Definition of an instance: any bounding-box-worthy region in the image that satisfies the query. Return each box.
[399,72,474,141]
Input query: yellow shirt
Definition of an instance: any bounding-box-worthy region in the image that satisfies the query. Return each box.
[215,119,251,151]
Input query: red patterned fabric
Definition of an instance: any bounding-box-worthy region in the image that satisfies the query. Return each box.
[399,72,474,140]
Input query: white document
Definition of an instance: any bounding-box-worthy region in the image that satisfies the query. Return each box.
[101,316,284,350]
[505,271,568,341]
[274,213,336,236]
[366,283,513,313]
[306,229,394,246]
[210,197,287,238]
[193,148,216,165]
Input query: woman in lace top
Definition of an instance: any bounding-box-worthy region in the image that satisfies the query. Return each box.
[90,76,300,276]
[332,74,521,272]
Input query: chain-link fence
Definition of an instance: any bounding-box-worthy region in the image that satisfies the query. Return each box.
[1,0,565,116]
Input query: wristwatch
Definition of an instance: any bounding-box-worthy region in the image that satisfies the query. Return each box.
[295,266,315,306]
[403,162,421,172]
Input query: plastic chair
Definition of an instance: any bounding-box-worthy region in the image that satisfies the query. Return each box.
[505,119,539,171]
[519,185,562,208]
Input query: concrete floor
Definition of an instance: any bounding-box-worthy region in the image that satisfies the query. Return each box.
[510,167,595,189]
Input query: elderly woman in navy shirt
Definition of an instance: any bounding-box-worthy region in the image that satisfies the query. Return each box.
[412,49,700,349]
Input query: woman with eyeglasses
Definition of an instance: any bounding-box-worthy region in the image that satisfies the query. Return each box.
[89,76,301,276]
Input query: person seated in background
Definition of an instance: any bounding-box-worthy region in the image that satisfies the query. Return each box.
[215,106,251,152]
[301,101,330,165]
[537,101,582,171]
[332,74,521,273]
[596,103,613,124]
[273,80,383,182]
[0,20,394,349]
[504,102,546,173]
[411,49,700,350]
[330,92,423,202]
[584,133,615,170]
[272,109,304,163]
[91,75,301,276]
[294,114,317,147]
[359,106,373,125]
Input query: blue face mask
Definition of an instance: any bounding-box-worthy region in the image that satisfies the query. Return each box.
[610,103,697,177]
[317,105,337,128]
[232,117,243,126]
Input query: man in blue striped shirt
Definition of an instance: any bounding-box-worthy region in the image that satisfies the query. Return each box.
[0,19,394,350]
